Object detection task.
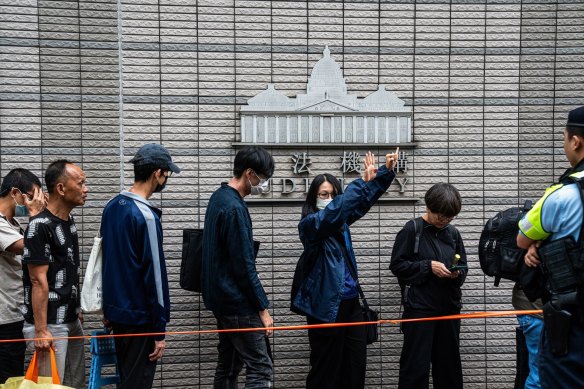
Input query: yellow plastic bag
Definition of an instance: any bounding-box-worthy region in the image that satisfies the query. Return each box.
[0,350,74,389]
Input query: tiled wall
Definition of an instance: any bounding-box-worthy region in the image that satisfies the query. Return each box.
[1,0,583,387]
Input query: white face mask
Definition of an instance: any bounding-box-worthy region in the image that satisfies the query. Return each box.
[249,171,269,196]
[316,198,333,210]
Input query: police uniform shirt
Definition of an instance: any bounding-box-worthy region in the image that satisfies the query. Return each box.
[519,182,583,243]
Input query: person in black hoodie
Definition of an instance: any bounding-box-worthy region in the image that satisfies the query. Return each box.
[390,183,467,389]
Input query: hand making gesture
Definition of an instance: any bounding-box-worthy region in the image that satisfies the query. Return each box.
[362,151,377,182]
[386,147,399,171]
[363,148,400,182]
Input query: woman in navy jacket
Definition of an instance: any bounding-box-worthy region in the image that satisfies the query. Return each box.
[294,151,397,389]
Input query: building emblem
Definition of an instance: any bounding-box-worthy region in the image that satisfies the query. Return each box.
[240,46,412,145]
[237,46,416,203]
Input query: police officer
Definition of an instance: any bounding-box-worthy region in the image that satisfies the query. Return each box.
[517,105,584,388]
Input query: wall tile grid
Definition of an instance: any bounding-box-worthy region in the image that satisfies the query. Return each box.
[1,0,583,387]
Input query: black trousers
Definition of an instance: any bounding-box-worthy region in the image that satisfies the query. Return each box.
[398,310,463,389]
[306,297,367,389]
[112,323,158,389]
[0,320,25,384]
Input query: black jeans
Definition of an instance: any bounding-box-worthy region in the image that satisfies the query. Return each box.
[398,310,463,389]
[306,297,367,389]
[213,312,273,389]
[111,323,158,389]
[540,318,584,388]
[0,320,25,384]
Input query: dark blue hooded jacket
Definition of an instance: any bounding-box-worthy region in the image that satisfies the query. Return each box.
[294,165,395,322]
[101,191,171,340]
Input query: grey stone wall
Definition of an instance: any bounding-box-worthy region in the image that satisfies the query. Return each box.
[1,0,583,387]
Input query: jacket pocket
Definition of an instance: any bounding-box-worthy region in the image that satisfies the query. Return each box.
[403,284,415,307]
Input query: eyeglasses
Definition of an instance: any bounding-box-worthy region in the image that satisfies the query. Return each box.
[436,214,456,223]
[252,171,268,185]
[14,188,34,201]
[317,192,335,200]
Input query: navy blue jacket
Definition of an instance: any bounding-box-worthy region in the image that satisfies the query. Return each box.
[294,165,395,322]
[201,183,269,315]
[101,191,171,340]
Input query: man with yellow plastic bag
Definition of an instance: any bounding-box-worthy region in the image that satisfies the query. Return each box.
[21,161,88,388]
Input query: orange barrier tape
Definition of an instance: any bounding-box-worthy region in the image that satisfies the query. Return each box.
[0,310,542,344]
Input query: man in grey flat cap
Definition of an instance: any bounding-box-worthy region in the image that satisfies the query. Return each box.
[101,143,180,389]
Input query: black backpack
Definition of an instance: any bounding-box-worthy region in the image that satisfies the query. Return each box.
[479,201,532,286]
[180,228,261,293]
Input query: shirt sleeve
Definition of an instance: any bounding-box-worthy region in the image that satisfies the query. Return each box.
[299,165,395,244]
[225,207,269,311]
[0,218,23,252]
[23,219,52,264]
[453,228,467,287]
[136,213,168,340]
[389,221,432,285]
[519,183,578,241]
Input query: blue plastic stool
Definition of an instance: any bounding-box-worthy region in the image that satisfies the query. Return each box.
[88,329,120,389]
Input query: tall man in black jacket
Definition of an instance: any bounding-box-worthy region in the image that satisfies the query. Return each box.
[202,146,275,389]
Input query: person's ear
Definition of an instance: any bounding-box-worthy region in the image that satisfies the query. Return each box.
[55,182,66,196]
[152,169,164,181]
[573,135,583,150]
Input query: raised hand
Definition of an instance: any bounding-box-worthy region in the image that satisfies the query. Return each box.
[362,151,378,182]
[26,186,46,217]
[386,147,399,170]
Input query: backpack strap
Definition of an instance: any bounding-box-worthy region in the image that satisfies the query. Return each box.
[560,175,584,247]
[411,217,424,255]
[447,224,461,256]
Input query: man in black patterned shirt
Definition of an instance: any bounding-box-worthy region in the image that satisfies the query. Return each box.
[22,160,88,388]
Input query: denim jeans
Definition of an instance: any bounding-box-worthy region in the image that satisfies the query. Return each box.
[213,312,272,389]
[23,319,85,388]
[0,320,26,384]
[517,314,543,389]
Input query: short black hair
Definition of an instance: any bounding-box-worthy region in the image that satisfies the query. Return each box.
[301,173,342,219]
[233,146,275,179]
[45,159,73,194]
[134,164,166,183]
[424,183,461,218]
[0,168,42,198]
[566,125,584,139]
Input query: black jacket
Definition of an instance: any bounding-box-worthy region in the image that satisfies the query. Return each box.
[390,218,467,314]
[201,183,269,315]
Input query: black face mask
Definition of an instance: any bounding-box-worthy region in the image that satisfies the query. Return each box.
[153,175,169,193]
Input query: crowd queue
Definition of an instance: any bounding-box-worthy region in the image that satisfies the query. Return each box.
[2,106,584,389]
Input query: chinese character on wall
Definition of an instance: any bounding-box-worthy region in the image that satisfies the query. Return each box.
[340,152,361,173]
[292,152,312,174]
[396,151,408,174]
